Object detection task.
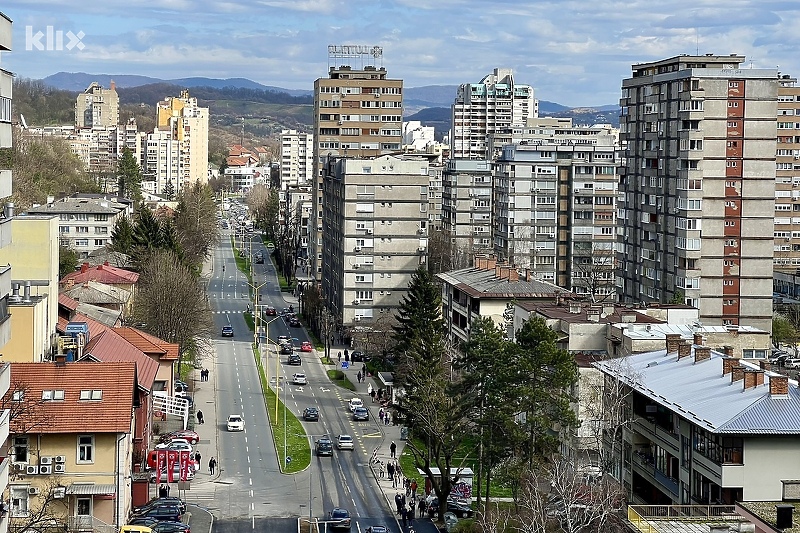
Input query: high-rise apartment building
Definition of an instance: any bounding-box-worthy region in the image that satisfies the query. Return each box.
[156,90,209,190]
[493,120,621,297]
[773,75,800,272]
[311,60,403,281]
[441,159,494,261]
[451,68,538,160]
[280,129,314,188]
[75,82,119,128]
[143,131,182,196]
[617,55,777,332]
[321,155,429,326]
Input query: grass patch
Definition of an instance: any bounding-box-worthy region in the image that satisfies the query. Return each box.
[243,311,254,331]
[253,344,310,473]
[326,369,356,391]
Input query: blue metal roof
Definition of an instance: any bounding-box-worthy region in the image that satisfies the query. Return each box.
[594,349,800,434]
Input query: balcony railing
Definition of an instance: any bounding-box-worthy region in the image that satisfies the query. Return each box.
[628,505,739,533]
[67,515,116,533]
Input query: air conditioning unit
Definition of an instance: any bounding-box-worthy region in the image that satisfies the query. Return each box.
[353,264,360,269]
[548,233,555,238]
[39,457,52,465]
[338,121,343,125]
[26,465,39,475]
[28,487,39,495]
[354,316,362,321]
[39,465,52,475]
[53,464,66,474]
[353,299,361,305]
[374,93,380,98]
[54,456,66,464]
[366,229,373,235]
[418,247,426,252]
[354,246,362,252]
[53,487,66,499]
[418,229,426,234]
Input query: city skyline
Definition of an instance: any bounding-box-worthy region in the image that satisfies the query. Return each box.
[2,1,799,107]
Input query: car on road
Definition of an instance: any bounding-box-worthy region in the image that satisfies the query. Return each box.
[287,353,302,365]
[316,437,333,456]
[227,414,245,431]
[302,407,319,421]
[280,344,294,355]
[277,335,291,344]
[292,373,307,385]
[280,308,293,316]
[328,508,352,530]
[336,434,354,450]
[348,398,364,412]
[289,317,301,327]
[770,353,790,365]
[350,350,366,362]
[221,325,234,337]
[264,306,277,316]
[352,407,369,421]
[159,430,200,445]
[134,497,187,516]
[301,341,313,352]
[255,253,264,264]
[132,503,183,522]
[155,438,193,453]
[785,358,800,369]
[151,521,191,533]
[365,526,387,533]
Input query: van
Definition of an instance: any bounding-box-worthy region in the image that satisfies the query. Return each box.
[784,359,800,369]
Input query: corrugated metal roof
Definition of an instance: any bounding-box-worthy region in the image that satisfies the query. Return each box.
[594,349,800,434]
[437,267,570,298]
[66,483,116,495]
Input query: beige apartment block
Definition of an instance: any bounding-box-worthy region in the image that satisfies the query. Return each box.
[773,75,800,272]
[321,155,429,326]
[75,82,119,128]
[311,64,403,281]
[441,159,494,262]
[155,90,209,191]
[617,55,777,332]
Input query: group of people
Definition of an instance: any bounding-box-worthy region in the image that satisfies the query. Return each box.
[378,408,392,426]
[394,483,426,528]
[199,368,210,381]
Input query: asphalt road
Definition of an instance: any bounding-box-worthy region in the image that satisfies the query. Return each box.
[206,222,402,533]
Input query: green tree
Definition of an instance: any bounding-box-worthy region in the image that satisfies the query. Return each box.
[162,180,175,200]
[117,147,143,202]
[110,215,134,255]
[392,266,444,360]
[773,314,797,349]
[131,206,165,264]
[174,182,218,269]
[58,245,79,279]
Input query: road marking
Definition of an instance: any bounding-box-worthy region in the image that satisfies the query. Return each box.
[320,387,330,392]
[362,433,382,438]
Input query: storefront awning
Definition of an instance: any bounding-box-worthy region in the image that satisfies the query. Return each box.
[66,484,116,495]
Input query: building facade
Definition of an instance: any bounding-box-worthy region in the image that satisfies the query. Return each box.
[773,75,800,272]
[321,155,428,325]
[75,82,119,128]
[311,64,403,281]
[441,159,494,260]
[280,130,314,188]
[154,90,209,191]
[451,68,538,160]
[617,55,777,332]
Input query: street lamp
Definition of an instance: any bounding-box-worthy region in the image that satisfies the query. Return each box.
[247,280,267,348]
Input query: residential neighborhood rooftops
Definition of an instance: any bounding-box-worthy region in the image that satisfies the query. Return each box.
[61,262,139,286]
[529,302,664,324]
[622,323,766,340]
[27,198,125,215]
[437,266,570,299]
[115,327,179,361]
[6,361,137,433]
[83,330,159,391]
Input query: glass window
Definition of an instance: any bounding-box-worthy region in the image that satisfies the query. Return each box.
[13,436,28,462]
[78,435,94,463]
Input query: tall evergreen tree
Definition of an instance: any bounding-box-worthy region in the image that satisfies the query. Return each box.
[109,215,134,255]
[117,147,143,202]
[131,206,163,264]
[392,266,444,360]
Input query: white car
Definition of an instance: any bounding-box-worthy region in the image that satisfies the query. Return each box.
[227,414,245,431]
[336,434,354,450]
[293,373,307,385]
[348,398,364,412]
[155,438,193,453]
[785,358,800,369]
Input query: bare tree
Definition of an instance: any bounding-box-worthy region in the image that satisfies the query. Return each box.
[1,381,54,434]
[318,306,338,362]
[174,181,219,269]
[9,477,71,533]
[571,244,616,303]
[428,227,472,274]
[349,315,397,366]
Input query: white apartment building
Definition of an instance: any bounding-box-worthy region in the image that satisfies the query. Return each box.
[280,130,314,188]
[143,131,182,197]
[618,55,778,332]
[493,120,621,297]
[441,159,493,258]
[75,82,119,128]
[451,68,538,160]
[402,121,435,152]
[321,155,429,326]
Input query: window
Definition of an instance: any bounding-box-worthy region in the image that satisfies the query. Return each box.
[10,486,29,517]
[13,436,28,462]
[94,239,105,246]
[79,390,103,401]
[59,226,69,233]
[94,214,109,222]
[12,390,23,402]
[41,390,65,401]
[76,226,89,233]
[78,435,94,463]
[94,227,108,234]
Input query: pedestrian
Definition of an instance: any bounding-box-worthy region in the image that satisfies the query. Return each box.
[357,371,362,383]
[411,479,418,498]
[418,497,427,517]
[401,506,408,528]
[362,364,367,375]
[197,410,204,424]
[195,451,202,465]
[209,457,217,475]
[370,389,376,403]
[395,492,403,513]
[385,412,391,426]
[409,500,416,521]
[379,461,385,478]
[379,408,384,423]
[390,441,397,459]
[338,352,342,363]
[387,461,395,480]
[344,348,349,359]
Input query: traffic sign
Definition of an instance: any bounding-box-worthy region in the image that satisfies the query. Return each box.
[286,456,292,464]
[341,361,349,369]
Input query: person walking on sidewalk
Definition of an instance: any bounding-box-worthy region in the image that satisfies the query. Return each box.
[379,408,384,424]
[400,506,408,528]
[390,441,397,459]
[385,412,391,425]
[197,410,204,424]
[338,352,342,363]
[387,461,395,482]
[208,457,217,475]
[394,493,403,514]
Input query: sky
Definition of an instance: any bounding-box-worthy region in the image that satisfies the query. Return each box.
[2,1,800,107]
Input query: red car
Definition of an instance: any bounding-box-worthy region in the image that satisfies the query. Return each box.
[159,429,200,445]
[264,306,277,316]
[301,342,313,352]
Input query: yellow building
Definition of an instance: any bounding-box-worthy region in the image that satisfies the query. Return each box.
[155,90,209,192]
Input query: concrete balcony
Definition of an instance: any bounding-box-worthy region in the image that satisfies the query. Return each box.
[0,14,9,52]
[632,451,679,497]
[631,415,680,455]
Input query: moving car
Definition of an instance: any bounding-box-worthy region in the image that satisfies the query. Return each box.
[301,341,313,352]
[221,326,234,337]
[264,306,277,316]
[277,335,290,343]
[292,373,307,385]
[280,344,293,355]
[365,526,387,533]
[159,430,199,445]
[348,398,364,412]
[328,508,351,530]
[352,407,369,421]
[255,253,264,264]
[302,407,319,421]
[316,437,333,456]
[227,414,245,431]
[350,350,366,362]
[336,434,354,450]
[289,317,301,327]
[287,353,302,365]
[785,358,800,369]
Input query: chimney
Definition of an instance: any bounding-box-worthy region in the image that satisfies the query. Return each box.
[103,261,109,266]
[569,302,581,314]
[486,256,497,270]
[23,281,31,303]
[665,333,682,354]
[525,269,533,282]
[693,332,703,346]
[80,262,89,273]
[743,369,764,390]
[722,358,738,376]
[693,346,711,363]
[677,343,692,359]
[477,257,487,270]
[54,354,67,366]
[770,375,789,396]
[587,309,600,322]
[498,266,510,280]
[110,80,116,92]
[474,256,481,269]
[759,360,769,370]
[731,366,745,383]
[722,346,734,357]
[508,268,519,282]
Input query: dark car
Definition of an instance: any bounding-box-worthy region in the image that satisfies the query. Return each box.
[280,344,293,355]
[303,407,319,421]
[353,407,369,421]
[289,317,301,327]
[350,351,366,362]
[151,521,191,533]
[221,326,234,337]
[316,437,333,456]
[132,504,182,522]
[328,508,351,530]
[127,517,160,528]
[264,306,277,316]
[287,353,302,365]
[255,253,264,264]
[134,497,187,515]
[427,497,474,519]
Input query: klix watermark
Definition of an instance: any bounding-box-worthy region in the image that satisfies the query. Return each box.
[25,25,85,51]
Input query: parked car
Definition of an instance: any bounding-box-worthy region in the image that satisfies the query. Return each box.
[159,430,200,445]
[131,501,183,520]
[227,414,245,431]
[426,497,474,518]
[151,522,191,533]
[336,434,354,450]
[293,373,307,385]
[316,437,333,456]
[350,350,366,362]
[352,407,369,421]
[221,326,234,337]
[348,398,364,412]
[287,353,302,365]
[155,438,193,453]
[785,358,800,369]
[126,518,159,529]
[365,526,387,533]
[770,353,790,365]
[134,497,187,515]
[328,508,351,530]
[301,341,313,352]
[303,407,319,421]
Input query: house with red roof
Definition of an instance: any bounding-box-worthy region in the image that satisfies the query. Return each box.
[60,262,138,316]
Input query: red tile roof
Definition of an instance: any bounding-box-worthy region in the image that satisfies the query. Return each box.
[6,361,136,434]
[58,293,80,311]
[115,327,179,361]
[61,262,139,286]
[84,330,159,390]
[226,155,250,167]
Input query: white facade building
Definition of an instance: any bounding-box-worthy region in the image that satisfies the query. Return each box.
[402,121,435,151]
[280,130,314,188]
